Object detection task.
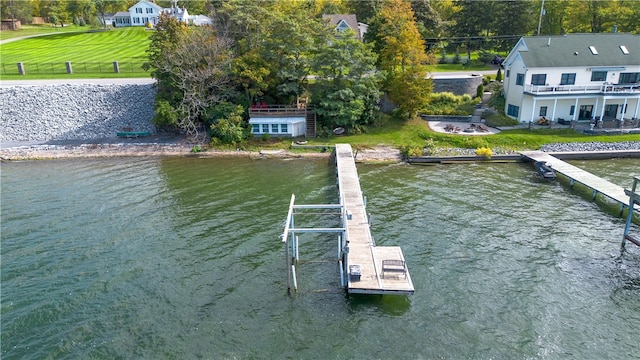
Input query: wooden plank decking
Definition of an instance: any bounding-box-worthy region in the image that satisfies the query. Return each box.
[521,151,639,211]
[335,144,414,295]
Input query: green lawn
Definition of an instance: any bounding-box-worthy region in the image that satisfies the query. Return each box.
[0,27,151,78]
[253,117,640,154]
[0,24,84,40]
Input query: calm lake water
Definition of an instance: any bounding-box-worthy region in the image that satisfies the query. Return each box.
[2,156,640,359]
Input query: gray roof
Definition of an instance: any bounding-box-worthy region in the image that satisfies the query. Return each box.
[516,33,640,68]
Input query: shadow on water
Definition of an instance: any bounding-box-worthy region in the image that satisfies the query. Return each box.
[347,294,411,316]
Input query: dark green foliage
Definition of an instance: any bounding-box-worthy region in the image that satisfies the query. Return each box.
[208,103,246,145]
[476,84,484,99]
[153,100,179,128]
[496,67,503,82]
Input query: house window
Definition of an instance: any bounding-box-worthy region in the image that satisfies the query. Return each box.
[507,104,519,117]
[146,8,153,14]
[591,71,607,81]
[516,73,524,86]
[540,106,547,117]
[619,72,640,84]
[135,8,142,13]
[271,124,279,133]
[262,124,269,133]
[506,69,510,78]
[570,105,575,116]
[578,105,593,120]
[143,17,149,24]
[560,73,576,85]
[531,74,546,86]
[281,124,288,133]
[252,124,260,133]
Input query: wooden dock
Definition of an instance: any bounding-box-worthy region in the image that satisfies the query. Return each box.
[335,144,414,295]
[521,151,640,212]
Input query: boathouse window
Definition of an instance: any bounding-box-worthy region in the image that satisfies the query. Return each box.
[539,106,548,117]
[591,71,607,81]
[619,72,640,84]
[262,124,269,133]
[516,73,524,86]
[560,73,576,85]
[271,124,279,133]
[281,124,288,133]
[507,104,519,117]
[531,74,546,86]
[252,124,260,133]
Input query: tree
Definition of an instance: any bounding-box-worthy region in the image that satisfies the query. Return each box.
[492,1,534,50]
[312,29,381,132]
[451,0,488,59]
[346,0,383,24]
[145,14,236,138]
[411,0,442,46]
[373,0,434,118]
[0,0,33,27]
[260,4,324,104]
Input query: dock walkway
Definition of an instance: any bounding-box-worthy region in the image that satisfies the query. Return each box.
[522,151,639,212]
[335,144,414,295]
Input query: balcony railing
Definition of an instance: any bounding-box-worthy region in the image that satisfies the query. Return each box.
[248,105,308,117]
[524,83,640,95]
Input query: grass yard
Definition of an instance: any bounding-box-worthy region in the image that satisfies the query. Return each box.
[0,24,83,40]
[249,117,640,154]
[0,27,151,78]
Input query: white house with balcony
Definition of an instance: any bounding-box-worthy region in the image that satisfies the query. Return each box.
[502,33,640,125]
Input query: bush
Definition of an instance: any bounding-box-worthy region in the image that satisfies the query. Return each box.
[496,67,503,82]
[400,145,424,159]
[422,92,479,115]
[475,147,493,159]
[476,84,484,100]
[153,100,179,128]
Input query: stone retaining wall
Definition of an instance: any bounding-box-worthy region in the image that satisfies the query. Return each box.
[0,84,156,142]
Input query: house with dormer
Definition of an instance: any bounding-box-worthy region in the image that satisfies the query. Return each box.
[322,14,367,41]
[502,33,640,124]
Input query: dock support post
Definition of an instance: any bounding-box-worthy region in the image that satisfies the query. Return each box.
[592,190,597,200]
[621,177,640,253]
[570,179,575,187]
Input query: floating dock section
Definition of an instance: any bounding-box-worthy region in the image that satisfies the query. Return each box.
[521,151,640,213]
[281,144,414,295]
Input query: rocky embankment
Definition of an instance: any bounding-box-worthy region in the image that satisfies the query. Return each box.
[1,84,156,142]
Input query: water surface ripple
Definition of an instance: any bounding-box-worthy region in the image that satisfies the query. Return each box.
[1,157,639,359]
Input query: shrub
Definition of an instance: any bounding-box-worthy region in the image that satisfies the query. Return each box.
[153,100,179,128]
[476,84,484,100]
[422,92,478,115]
[496,67,503,82]
[476,147,493,159]
[400,145,424,159]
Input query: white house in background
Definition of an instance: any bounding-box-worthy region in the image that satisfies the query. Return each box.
[114,0,211,28]
[502,33,640,124]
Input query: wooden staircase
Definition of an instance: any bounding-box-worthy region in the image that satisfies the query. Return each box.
[305,109,316,138]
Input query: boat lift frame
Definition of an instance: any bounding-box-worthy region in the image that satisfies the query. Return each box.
[621,176,640,251]
[281,194,348,294]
